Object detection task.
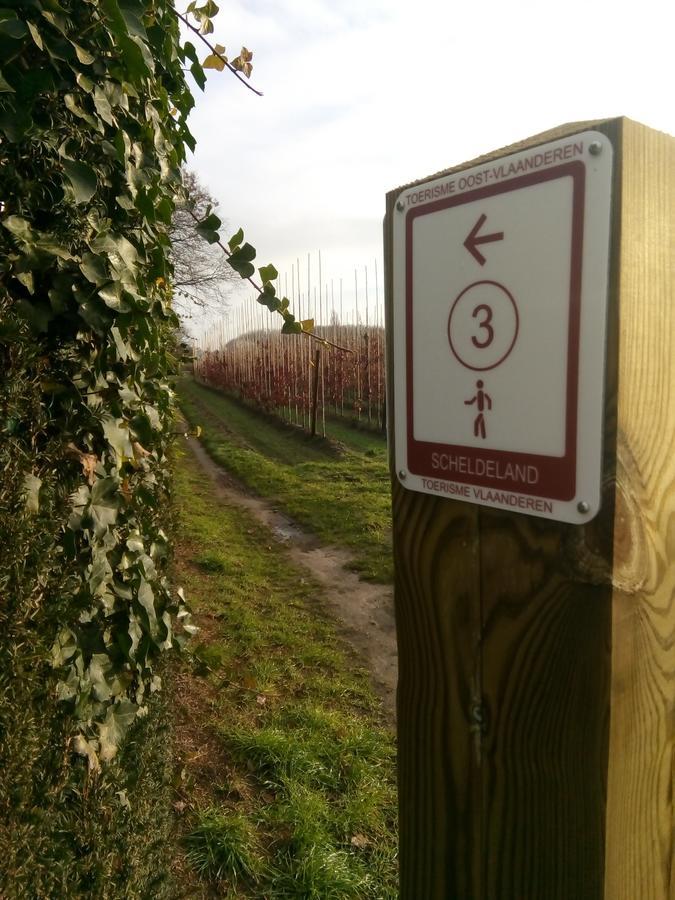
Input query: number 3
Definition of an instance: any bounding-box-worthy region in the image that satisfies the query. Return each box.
[471,303,494,349]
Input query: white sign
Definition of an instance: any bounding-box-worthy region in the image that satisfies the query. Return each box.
[392,131,613,523]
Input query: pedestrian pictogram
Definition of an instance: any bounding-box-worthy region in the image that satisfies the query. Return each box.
[465,380,491,439]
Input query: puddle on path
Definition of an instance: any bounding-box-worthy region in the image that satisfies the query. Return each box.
[186,437,398,722]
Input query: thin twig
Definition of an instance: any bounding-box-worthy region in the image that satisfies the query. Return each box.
[174,9,263,97]
[174,284,211,306]
[185,210,353,353]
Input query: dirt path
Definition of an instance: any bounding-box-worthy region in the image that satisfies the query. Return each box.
[187,437,398,720]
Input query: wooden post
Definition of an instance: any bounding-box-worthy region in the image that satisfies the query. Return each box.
[310,347,320,437]
[384,118,675,899]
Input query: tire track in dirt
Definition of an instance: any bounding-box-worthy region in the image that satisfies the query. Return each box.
[186,436,398,722]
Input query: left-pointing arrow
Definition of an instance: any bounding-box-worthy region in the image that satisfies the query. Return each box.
[464,213,504,266]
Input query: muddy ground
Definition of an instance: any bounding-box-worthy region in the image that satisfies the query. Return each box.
[187,437,398,721]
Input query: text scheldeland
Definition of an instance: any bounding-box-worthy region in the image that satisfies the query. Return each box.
[431,451,539,485]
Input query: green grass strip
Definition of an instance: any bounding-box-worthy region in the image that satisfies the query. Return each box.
[178,378,393,583]
[174,445,398,898]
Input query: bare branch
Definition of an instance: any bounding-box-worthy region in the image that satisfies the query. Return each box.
[170,170,237,315]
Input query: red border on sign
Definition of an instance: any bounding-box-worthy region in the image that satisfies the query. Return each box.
[405,162,585,502]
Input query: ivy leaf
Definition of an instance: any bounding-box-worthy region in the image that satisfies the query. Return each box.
[102,417,133,461]
[281,317,303,335]
[258,264,278,284]
[111,325,130,361]
[301,318,315,332]
[231,46,253,78]
[33,235,73,260]
[98,700,138,762]
[189,60,206,90]
[51,627,79,667]
[80,252,109,286]
[228,242,256,278]
[73,734,101,774]
[55,670,79,702]
[23,473,42,514]
[181,40,199,65]
[228,228,244,252]
[126,533,144,553]
[202,53,226,71]
[93,87,114,125]
[188,2,219,35]
[16,299,54,333]
[76,71,94,92]
[128,611,142,660]
[16,271,35,294]
[97,283,127,311]
[257,286,281,312]
[72,43,95,65]
[117,0,148,40]
[0,68,15,93]
[63,93,100,128]
[89,654,115,701]
[90,499,118,536]
[62,158,97,204]
[195,212,221,243]
[26,20,43,50]
[2,215,35,243]
[0,12,28,39]
[40,9,69,36]
[137,578,158,638]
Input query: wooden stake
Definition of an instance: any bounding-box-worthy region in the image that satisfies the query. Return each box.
[310,348,320,437]
[384,118,675,900]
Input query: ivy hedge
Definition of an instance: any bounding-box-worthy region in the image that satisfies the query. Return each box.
[0,0,201,768]
[0,0,212,893]
[0,0,324,890]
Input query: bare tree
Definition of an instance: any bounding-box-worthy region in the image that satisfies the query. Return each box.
[170,169,236,318]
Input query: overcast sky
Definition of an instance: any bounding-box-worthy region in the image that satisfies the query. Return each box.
[184,0,674,333]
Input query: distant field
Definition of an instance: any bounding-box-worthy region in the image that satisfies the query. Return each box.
[178,378,394,584]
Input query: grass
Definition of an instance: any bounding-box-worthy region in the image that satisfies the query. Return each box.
[172,444,398,897]
[185,809,260,885]
[0,667,175,899]
[177,378,393,583]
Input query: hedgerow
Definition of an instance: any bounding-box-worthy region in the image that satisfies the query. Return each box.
[0,0,345,890]
[0,1,223,893]
[0,0,206,773]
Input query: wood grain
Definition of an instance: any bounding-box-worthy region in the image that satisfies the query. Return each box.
[392,481,482,898]
[386,119,675,899]
[603,119,675,900]
[479,507,613,899]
